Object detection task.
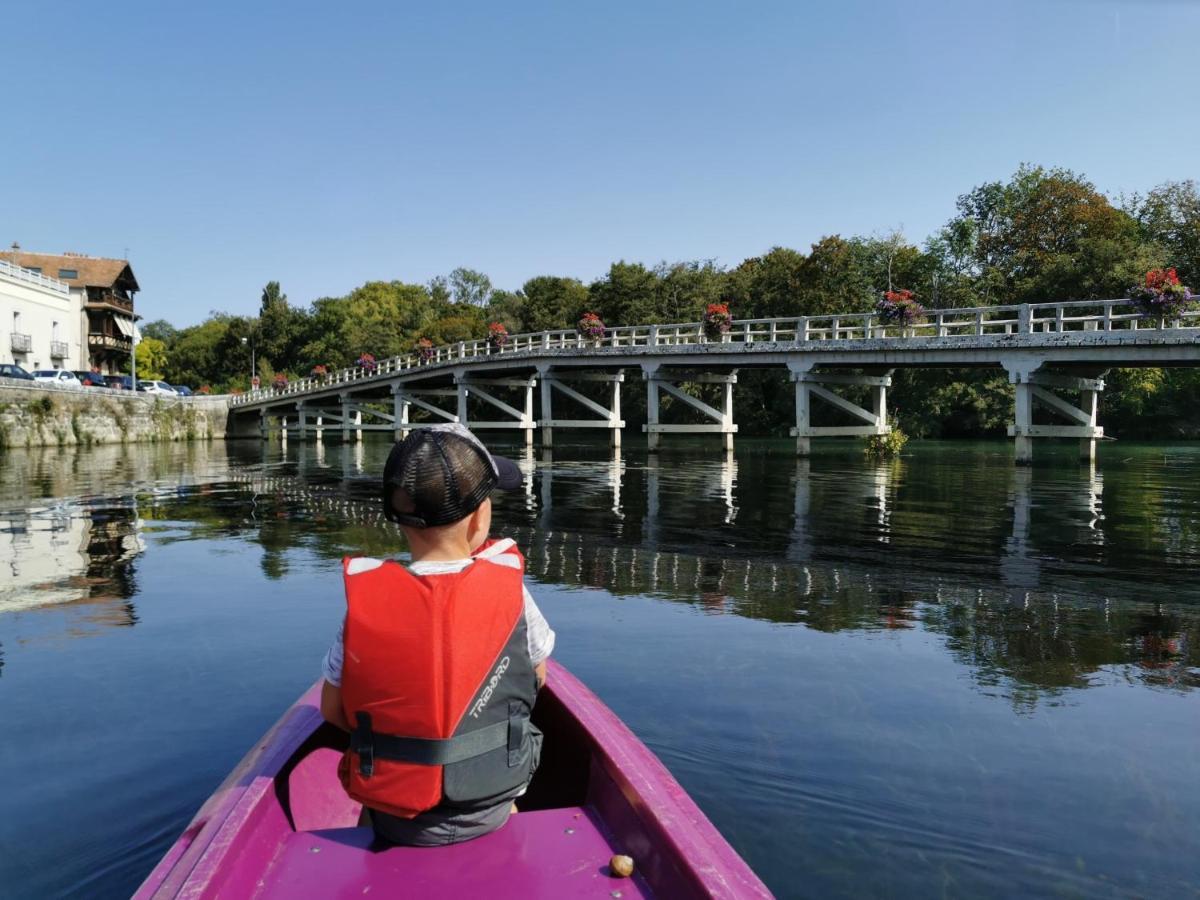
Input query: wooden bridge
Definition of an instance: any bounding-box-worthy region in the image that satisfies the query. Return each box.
[227,299,1200,462]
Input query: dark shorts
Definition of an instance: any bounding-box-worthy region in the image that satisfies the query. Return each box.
[366,727,542,847]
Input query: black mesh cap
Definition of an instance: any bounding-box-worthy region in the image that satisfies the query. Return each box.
[382,423,523,527]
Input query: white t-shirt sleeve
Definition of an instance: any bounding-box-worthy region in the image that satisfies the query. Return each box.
[322,619,345,687]
[523,585,555,665]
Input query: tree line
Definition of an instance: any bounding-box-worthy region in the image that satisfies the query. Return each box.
[141,165,1200,439]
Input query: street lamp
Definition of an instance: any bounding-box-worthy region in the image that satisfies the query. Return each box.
[241,335,256,388]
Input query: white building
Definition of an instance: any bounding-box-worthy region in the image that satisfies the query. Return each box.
[0,247,141,374]
[0,259,83,371]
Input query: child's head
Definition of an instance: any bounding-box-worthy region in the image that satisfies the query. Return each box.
[381,424,522,554]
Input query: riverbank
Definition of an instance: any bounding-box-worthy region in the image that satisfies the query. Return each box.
[0,382,230,449]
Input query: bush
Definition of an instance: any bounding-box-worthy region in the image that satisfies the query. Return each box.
[865,428,908,459]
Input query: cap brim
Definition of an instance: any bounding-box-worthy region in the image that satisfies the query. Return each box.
[491,455,523,491]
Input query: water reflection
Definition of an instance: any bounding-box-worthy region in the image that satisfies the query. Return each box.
[1,440,1197,701]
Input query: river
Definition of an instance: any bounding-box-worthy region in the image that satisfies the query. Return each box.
[0,437,1197,898]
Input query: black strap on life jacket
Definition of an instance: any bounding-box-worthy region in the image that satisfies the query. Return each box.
[352,712,526,778]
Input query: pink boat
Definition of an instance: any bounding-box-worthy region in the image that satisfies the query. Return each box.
[135,660,773,898]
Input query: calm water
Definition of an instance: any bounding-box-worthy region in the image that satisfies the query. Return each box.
[1,437,1198,898]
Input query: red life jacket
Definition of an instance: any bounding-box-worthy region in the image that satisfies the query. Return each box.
[338,539,539,819]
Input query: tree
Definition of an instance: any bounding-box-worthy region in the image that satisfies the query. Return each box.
[258,281,309,370]
[944,164,1156,303]
[654,261,727,322]
[588,261,659,326]
[521,276,590,331]
[129,336,168,380]
[140,319,178,344]
[448,268,493,307]
[1125,180,1200,284]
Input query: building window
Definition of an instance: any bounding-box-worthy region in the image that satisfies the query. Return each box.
[58,268,78,279]
[26,267,42,274]
[12,311,18,331]
[52,321,60,341]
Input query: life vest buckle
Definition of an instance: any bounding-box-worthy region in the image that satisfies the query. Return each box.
[354,712,376,778]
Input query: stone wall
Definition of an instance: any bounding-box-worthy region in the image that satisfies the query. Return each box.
[0,381,230,449]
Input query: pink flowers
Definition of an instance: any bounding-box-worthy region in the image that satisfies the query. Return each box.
[356,353,378,373]
[577,312,606,340]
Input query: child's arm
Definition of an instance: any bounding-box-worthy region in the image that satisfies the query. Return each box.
[535,661,546,689]
[321,679,351,731]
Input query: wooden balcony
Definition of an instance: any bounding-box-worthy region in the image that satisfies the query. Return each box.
[86,291,134,313]
[11,332,31,353]
[88,332,132,352]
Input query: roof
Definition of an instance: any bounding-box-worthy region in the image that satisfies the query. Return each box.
[0,250,139,292]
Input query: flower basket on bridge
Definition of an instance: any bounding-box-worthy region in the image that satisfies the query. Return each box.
[487,322,509,350]
[272,374,289,390]
[310,365,328,381]
[875,290,925,333]
[198,385,212,395]
[703,303,733,341]
[1130,268,1193,321]
[577,312,607,343]
[416,337,435,363]
[356,353,378,374]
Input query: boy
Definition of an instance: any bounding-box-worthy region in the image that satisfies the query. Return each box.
[319,423,555,846]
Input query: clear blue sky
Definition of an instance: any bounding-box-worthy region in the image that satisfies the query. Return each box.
[3,0,1197,326]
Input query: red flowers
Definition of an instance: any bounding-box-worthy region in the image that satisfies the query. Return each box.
[487,322,509,348]
[1145,268,1181,290]
[876,289,925,326]
[703,303,733,338]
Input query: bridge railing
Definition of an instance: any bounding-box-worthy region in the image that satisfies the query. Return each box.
[230,298,1198,407]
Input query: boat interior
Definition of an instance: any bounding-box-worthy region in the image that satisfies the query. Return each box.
[244,686,658,898]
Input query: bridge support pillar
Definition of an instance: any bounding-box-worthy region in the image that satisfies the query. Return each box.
[392,386,410,441]
[340,394,352,442]
[455,374,538,442]
[537,367,626,449]
[1004,363,1106,465]
[641,364,737,452]
[296,403,308,441]
[787,364,893,456]
[259,409,268,440]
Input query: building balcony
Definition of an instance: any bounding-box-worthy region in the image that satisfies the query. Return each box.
[88,332,132,352]
[11,332,32,353]
[85,292,134,314]
[51,341,70,359]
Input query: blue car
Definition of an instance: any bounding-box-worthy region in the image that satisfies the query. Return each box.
[0,363,34,381]
[172,385,194,396]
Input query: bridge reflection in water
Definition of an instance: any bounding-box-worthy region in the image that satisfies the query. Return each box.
[1,439,1193,698]
[233,441,1197,702]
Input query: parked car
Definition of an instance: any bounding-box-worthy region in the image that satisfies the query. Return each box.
[172,384,194,396]
[72,371,108,388]
[103,375,133,390]
[137,380,176,395]
[0,363,35,381]
[31,369,83,388]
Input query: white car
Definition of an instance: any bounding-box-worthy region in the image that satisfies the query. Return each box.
[31,369,83,388]
[137,380,176,395]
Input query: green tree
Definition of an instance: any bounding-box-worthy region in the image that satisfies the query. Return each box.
[448,267,493,307]
[129,336,168,381]
[654,260,727,322]
[521,276,590,331]
[945,164,1157,303]
[589,261,659,325]
[141,319,178,344]
[1124,180,1200,284]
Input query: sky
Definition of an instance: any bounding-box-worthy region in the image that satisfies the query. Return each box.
[3,0,1198,327]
